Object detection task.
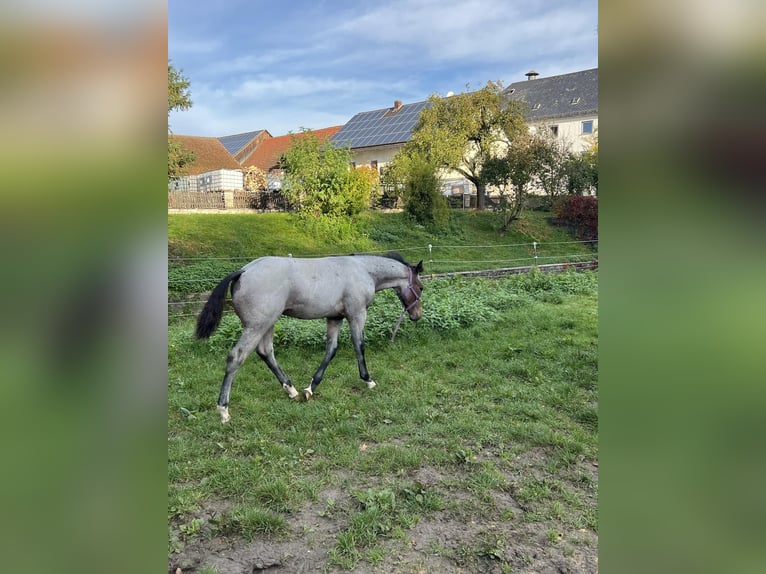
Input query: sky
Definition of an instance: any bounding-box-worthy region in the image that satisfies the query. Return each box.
[168,0,598,138]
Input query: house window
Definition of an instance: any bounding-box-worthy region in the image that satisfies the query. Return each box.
[550,125,559,137]
[370,160,378,172]
[582,120,594,134]
[350,162,356,169]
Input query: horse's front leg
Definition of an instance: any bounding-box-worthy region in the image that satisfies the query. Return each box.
[304,317,343,399]
[347,312,376,390]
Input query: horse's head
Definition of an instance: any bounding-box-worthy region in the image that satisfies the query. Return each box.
[397,260,424,321]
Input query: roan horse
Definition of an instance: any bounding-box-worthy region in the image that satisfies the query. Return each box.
[196,253,424,423]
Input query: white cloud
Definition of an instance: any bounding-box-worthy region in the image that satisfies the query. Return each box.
[333,0,595,64]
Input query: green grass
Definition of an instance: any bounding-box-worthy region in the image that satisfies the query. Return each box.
[168,210,596,297]
[168,269,598,570]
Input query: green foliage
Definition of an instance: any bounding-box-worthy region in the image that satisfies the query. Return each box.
[281,129,376,240]
[168,136,196,180]
[168,211,597,303]
[401,156,449,226]
[483,134,558,231]
[168,259,240,295]
[168,62,192,116]
[388,81,528,210]
[200,272,597,352]
[168,63,195,179]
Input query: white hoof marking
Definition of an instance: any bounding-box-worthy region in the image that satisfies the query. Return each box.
[285,385,299,399]
[367,380,376,389]
[217,405,231,424]
[304,386,313,400]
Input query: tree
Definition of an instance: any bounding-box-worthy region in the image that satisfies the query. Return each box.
[562,132,598,197]
[390,81,528,210]
[281,129,377,237]
[168,63,195,180]
[534,132,571,207]
[483,134,551,233]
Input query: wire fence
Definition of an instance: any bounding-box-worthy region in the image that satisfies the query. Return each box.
[168,238,597,320]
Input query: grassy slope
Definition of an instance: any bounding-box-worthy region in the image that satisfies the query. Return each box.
[168,211,596,297]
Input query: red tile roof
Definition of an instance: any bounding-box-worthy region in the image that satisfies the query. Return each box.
[239,126,343,171]
[172,135,242,175]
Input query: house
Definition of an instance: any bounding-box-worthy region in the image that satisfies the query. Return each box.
[239,126,343,189]
[330,99,430,175]
[330,68,598,202]
[168,135,247,192]
[502,68,598,153]
[169,67,597,201]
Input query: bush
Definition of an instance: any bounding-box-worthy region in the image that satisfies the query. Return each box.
[402,159,449,226]
[552,195,598,241]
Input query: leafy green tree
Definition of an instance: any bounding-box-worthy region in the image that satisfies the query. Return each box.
[534,133,571,207]
[557,139,597,198]
[388,81,528,210]
[483,134,551,232]
[168,63,194,180]
[281,129,377,237]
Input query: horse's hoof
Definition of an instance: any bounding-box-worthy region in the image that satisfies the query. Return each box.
[217,405,231,424]
[303,387,313,401]
[367,380,376,389]
[286,385,299,399]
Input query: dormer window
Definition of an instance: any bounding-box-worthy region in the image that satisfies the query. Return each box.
[570,97,581,105]
[532,103,541,110]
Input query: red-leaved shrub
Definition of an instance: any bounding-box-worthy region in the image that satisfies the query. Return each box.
[553,195,598,241]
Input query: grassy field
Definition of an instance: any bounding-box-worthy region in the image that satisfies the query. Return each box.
[168,214,598,574]
[168,210,597,299]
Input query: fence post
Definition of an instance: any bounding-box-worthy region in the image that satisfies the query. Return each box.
[223,190,234,209]
[428,244,433,266]
[533,241,538,267]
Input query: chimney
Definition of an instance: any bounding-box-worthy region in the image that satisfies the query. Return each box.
[525,70,539,80]
[393,99,402,110]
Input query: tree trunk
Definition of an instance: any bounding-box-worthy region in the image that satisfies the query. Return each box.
[476,180,486,210]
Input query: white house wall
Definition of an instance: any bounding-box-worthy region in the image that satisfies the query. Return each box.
[350,144,401,172]
[529,116,598,154]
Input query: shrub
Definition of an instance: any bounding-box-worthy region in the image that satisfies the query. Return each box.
[552,195,598,241]
[402,158,449,227]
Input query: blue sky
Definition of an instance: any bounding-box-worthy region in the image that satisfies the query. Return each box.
[168,0,598,138]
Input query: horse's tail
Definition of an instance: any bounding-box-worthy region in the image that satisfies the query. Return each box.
[195,270,244,339]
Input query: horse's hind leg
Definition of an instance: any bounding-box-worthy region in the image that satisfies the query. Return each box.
[256,326,299,400]
[305,317,343,399]
[217,326,263,423]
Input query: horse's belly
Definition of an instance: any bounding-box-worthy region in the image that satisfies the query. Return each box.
[283,302,343,320]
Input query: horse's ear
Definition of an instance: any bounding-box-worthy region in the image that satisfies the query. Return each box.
[414,260,424,273]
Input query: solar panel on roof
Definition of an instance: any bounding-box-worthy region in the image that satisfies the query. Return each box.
[218,130,263,155]
[330,101,430,149]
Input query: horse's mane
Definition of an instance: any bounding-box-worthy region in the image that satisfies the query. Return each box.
[348,251,409,266]
[383,251,407,265]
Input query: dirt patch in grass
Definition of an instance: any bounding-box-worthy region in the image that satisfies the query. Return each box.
[169,462,597,574]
